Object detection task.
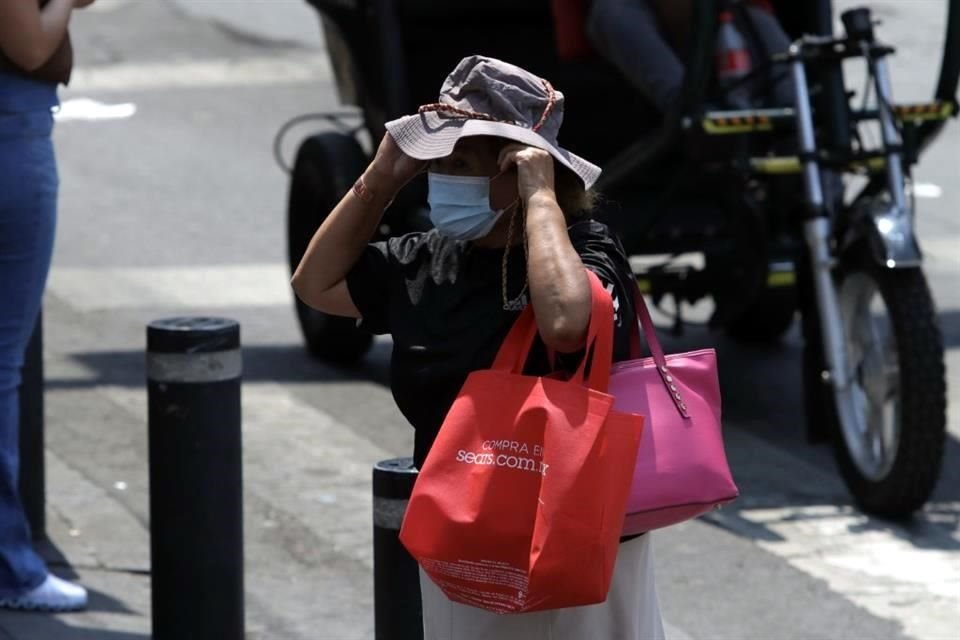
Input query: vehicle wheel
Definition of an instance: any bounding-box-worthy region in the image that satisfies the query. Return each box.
[725,286,797,344]
[287,132,373,365]
[828,263,946,518]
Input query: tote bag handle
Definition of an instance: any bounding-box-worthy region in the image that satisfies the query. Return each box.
[628,286,668,366]
[628,286,692,418]
[492,271,615,392]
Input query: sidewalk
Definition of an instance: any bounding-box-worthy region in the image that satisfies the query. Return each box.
[0,447,152,638]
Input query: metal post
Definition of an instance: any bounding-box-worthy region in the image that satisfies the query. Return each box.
[18,311,45,542]
[373,458,422,640]
[147,318,244,640]
[812,0,852,154]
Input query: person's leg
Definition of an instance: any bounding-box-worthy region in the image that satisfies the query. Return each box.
[586,0,686,114]
[0,111,59,597]
[419,568,548,640]
[418,535,666,639]
[548,533,666,640]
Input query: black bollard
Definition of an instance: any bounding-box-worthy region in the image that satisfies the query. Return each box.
[373,458,422,640]
[18,311,45,542]
[147,318,244,640]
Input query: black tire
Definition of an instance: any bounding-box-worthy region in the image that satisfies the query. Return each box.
[287,132,373,365]
[725,286,798,344]
[828,264,946,518]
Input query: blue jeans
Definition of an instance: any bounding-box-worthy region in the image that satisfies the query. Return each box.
[0,109,58,595]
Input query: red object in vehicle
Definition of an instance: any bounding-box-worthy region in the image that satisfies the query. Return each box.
[716,11,752,77]
[716,10,754,108]
[551,0,595,60]
[750,0,775,14]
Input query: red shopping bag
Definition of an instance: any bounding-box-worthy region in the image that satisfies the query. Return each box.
[400,272,644,614]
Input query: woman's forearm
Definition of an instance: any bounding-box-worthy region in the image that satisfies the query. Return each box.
[291,133,424,311]
[524,191,592,352]
[0,0,73,71]
[290,168,392,305]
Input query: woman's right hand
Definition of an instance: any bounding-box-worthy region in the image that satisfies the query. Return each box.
[363,133,426,198]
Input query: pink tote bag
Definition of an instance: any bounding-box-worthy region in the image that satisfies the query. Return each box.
[609,288,739,535]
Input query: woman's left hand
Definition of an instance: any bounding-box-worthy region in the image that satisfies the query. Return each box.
[498,144,556,205]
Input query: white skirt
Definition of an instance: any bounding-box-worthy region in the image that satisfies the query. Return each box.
[419,533,666,640]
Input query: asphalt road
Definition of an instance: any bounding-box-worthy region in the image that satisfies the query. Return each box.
[0,0,957,638]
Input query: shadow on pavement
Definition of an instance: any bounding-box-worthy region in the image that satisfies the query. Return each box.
[0,613,149,640]
[46,317,960,549]
[0,541,148,639]
[34,542,140,618]
[627,319,960,551]
[46,339,392,390]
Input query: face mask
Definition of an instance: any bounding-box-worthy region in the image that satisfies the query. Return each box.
[427,172,513,242]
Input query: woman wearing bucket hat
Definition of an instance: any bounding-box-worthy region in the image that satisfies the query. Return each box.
[292,55,665,639]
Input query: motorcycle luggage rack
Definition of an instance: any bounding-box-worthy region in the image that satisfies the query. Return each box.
[697,100,958,136]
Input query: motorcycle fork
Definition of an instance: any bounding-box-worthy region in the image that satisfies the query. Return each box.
[862,43,923,267]
[871,51,909,212]
[789,48,851,392]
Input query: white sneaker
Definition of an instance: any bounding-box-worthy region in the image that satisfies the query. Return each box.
[0,574,88,612]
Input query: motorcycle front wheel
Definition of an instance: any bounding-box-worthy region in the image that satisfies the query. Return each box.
[828,261,946,518]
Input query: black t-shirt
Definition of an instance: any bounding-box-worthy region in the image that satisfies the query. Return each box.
[346,218,638,470]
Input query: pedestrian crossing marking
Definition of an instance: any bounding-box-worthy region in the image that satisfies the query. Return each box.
[48,264,293,311]
[66,55,333,93]
[736,504,960,639]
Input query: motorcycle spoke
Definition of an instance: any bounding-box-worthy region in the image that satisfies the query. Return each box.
[867,395,889,466]
[885,363,901,397]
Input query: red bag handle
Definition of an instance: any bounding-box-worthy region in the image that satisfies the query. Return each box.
[569,271,615,391]
[492,271,615,392]
[541,277,667,368]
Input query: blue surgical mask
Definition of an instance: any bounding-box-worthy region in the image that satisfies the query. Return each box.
[427,172,513,242]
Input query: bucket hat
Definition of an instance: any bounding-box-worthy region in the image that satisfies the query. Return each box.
[385,55,601,188]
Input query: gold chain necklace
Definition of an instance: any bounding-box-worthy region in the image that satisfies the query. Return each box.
[501,202,529,311]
